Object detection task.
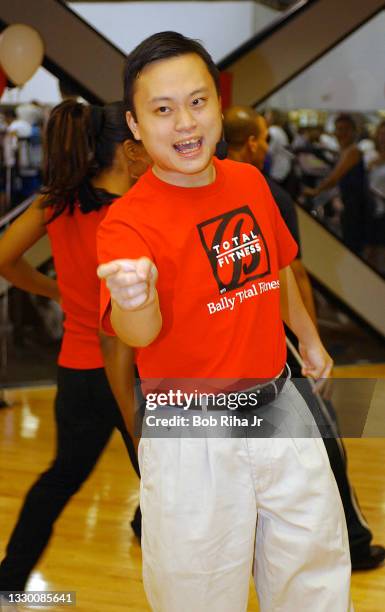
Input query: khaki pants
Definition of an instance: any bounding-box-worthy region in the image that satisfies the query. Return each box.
[139,380,353,612]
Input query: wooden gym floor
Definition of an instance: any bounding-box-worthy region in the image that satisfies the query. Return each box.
[1,365,384,611]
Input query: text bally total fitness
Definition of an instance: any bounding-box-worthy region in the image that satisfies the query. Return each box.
[207,280,280,314]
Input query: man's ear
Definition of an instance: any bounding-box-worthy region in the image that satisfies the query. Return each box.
[248,135,258,153]
[126,111,141,141]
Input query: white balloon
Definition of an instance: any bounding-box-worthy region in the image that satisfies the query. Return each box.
[0,24,44,86]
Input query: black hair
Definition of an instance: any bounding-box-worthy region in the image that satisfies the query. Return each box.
[123,31,220,117]
[335,113,357,131]
[40,100,134,221]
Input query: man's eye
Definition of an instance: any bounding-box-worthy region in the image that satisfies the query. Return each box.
[192,98,206,107]
[157,106,171,114]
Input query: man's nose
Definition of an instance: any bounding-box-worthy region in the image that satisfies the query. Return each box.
[175,107,197,132]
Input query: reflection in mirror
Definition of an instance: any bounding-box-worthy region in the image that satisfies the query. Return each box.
[257,10,385,276]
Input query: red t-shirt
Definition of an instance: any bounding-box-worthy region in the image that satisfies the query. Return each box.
[97,159,297,380]
[46,204,108,369]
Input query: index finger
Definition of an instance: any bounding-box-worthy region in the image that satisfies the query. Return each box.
[136,257,156,281]
[97,259,137,279]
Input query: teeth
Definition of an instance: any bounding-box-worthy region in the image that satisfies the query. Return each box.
[173,137,202,155]
[175,138,200,146]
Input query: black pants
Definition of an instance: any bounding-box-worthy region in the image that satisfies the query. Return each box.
[286,344,372,561]
[341,208,365,255]
[0,367,139,591]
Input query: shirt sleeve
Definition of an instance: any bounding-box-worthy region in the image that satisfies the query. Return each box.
[97,202,154,336]
[260,173,298,269]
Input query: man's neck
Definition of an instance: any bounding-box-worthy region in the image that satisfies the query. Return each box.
[227,146,258,167]
[152,163,216,188]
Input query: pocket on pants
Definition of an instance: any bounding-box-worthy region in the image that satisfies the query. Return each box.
[283,380,322,438]
[291,436,328,471]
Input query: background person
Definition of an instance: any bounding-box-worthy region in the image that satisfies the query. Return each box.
[264,107,294,190]
[365,120,385,273]
[224,104,385,571]
[304,113,371,255]
[0,99,149,592]
[368,120,385,172]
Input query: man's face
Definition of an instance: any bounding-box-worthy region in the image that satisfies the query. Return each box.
[126,53,222,187]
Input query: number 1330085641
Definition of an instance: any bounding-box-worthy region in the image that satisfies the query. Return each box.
[1,591,76,606]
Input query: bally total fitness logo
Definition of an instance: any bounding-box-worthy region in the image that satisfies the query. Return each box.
[197,205,271,293]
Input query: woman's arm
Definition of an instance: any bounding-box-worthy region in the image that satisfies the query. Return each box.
[0,198,60,301]
[304,146,361,196]
[99,332,139,452]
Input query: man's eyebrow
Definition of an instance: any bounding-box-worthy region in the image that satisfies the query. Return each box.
[189,87,209,96]
[148,88,209,105]
[149,96,173,104]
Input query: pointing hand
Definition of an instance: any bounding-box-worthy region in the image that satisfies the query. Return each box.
[97,257,158,310]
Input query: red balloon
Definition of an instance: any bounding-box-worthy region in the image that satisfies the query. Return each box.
[0,66,7,98]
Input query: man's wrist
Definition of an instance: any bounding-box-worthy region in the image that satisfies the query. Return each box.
[113,289,158,313]
[297,328,322,350]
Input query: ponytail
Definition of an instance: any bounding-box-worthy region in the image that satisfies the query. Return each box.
[41,100,134,221]
[41,100,93,220]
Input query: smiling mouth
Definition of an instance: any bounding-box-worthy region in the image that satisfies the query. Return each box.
[173,138,203,155]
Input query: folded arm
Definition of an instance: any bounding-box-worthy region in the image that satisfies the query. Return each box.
[0,197,59,301]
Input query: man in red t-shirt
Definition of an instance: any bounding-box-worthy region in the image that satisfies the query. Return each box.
[97,32,352,612]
